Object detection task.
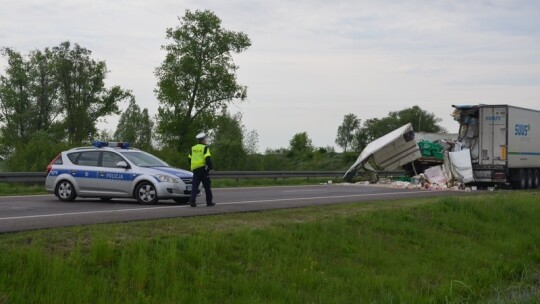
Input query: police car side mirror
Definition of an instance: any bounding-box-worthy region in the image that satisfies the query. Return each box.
[116,161,130,169]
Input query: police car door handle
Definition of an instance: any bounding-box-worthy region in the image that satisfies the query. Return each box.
[70,170,77,175]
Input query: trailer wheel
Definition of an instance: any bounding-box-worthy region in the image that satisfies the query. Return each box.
[518,169,528,189]
[526,169,534,189]
[533,169,540,189]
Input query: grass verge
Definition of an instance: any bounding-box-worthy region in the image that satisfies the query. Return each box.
[0,192,539,303]
[0,183,45,196]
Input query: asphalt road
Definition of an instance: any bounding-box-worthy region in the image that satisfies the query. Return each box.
[0,184,461,233]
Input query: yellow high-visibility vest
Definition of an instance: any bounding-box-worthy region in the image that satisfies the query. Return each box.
[189,144,211,171]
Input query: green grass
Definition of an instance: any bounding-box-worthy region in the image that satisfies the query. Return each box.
[0,192,539,303]
[0,183,46,196]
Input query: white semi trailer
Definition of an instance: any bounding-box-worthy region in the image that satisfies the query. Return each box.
[452,104,540,189]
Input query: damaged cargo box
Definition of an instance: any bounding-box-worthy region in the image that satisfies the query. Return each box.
[343,123,456,182]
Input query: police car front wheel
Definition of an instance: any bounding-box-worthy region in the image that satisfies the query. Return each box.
[55,180,77,202]
[135,181,159,204]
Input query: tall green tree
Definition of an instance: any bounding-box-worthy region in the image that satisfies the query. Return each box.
[27,48,61,133]
[0,43,131,170]
[114,98,154,150]
[389,105,444,133]
[335,113,361,152]
[353,105,446,151]
[243,129,259,155]
[0,47,62,155]
[0,48,32,154]
[53,41,131,145]
[289,132,314,155]
[154,9,251,153]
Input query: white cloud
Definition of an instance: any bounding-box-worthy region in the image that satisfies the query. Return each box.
[1,0,539,151]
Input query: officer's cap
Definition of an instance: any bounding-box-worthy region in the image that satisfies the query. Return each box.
[196,132,206,140]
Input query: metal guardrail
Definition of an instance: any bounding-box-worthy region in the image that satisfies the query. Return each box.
[0,171,406,184]
[0,172,47,183]
[213,171,345,180]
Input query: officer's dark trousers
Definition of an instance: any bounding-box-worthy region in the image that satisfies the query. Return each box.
[189,167,213,204]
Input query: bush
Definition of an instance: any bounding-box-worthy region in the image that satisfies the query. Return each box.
[150,147,187,169]
[5,131,69,172]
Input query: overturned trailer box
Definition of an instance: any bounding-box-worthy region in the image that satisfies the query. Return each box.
[343,123,458,183]
[452,104,540,189]
[344,123,424,182]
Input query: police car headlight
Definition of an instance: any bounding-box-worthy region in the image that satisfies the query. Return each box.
[155,174,180,183]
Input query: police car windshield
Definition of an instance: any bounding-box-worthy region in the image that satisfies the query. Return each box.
[119,151,169,167]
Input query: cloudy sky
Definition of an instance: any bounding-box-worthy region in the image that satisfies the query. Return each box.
[1,0,539,151]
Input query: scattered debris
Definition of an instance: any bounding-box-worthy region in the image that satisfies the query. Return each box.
[342,123,479,191]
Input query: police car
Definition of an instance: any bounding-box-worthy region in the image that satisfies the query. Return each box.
[45,141,196,204]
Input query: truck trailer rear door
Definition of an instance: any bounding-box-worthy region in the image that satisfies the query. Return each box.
[479,106,507,166]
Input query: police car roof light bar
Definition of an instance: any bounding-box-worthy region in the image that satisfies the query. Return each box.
[92,141,130,149]
[116,142,130,149]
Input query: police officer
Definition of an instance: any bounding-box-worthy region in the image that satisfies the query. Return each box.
[188,132,214,207]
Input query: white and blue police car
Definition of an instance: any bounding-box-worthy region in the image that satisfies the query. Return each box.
[45,141,196,204]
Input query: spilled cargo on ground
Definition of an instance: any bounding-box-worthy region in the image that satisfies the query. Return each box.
[344,104,540,190]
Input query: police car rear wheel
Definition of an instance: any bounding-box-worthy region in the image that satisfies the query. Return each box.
[135,182,158,204]
[56,180,76,202]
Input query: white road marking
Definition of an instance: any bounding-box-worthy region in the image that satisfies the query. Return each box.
[283,189,323,193]
[0,190,432,221]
